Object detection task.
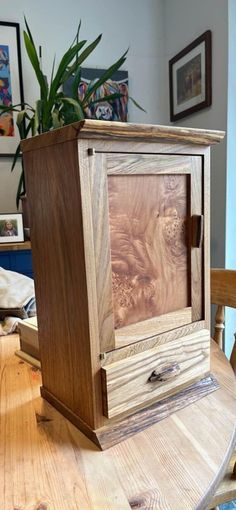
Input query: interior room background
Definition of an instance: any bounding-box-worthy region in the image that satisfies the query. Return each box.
[1,0,235,356]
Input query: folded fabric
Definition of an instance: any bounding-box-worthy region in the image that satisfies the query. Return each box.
[0,316,21,336]
[0,267,35,308]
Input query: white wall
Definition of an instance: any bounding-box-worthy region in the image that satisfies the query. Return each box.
[164,0,228,269]
[225,0,236,357]
[0,0,166,211]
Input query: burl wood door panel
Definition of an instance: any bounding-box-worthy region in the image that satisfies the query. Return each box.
[107,174,189,329]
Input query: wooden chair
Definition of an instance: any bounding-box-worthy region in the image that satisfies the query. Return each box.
[207,269,236,510]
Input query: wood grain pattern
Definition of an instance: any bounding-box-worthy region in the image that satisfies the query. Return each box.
[21,119,225,153]
[206,450,236,509]
[114,307,192,347]
[102,320,205,365]
[23,140,102,429]
[1,334,235,510]
[97,374,219,450]
[89,151,115,352]
[102,329,210,418]
[108,173,189,329]
[203,148,211,329]
[211,269,236,308]
[106,153,193,175]
[191,156,203,322]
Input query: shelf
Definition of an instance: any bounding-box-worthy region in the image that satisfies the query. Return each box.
[0,241,31,252]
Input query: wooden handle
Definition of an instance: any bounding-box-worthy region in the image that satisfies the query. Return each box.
[148,362,180,383]
[192,215,204,248]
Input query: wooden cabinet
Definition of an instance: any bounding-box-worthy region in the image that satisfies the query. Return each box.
[22,120,224,449]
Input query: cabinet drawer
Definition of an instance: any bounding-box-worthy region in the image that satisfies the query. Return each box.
[101,329,210,418]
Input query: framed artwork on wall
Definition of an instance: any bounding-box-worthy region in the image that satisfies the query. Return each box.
[0,21,24,156]
[169,30,212,122]
[63,68,128,122]
[0,213,24,243]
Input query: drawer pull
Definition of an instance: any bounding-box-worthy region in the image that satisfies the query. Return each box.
[192,215,204,248]
[148,363,180,383]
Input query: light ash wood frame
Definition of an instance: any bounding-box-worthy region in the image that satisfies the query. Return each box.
[83,150,204,353]
[21,120,223,448]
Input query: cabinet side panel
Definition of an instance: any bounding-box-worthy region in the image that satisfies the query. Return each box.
[23,141,100,428]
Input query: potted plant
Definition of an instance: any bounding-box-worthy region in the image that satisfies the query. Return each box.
[0,18,144,214]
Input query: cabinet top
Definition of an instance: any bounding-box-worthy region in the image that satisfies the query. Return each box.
[21,119,225,152]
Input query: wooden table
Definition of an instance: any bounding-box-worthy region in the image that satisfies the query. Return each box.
[0,335,235,510]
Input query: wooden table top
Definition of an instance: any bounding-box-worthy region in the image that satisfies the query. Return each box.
[1,335,235,510]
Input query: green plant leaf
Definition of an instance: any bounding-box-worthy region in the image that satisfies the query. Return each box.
[128,96,147,113]
[52,109,64,129]
[11,142,21,173]
[63,34,102,83]
[23,31,48,100]
[16,168,25,208]
[60,97,85,120]
[71,67,81,99]
[82,49,128,105]
[24,16,34,45]
[49,41,87,98]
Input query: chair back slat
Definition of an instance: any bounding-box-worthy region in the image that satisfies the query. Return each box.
[211,269,236,308]
[211,269,236,373]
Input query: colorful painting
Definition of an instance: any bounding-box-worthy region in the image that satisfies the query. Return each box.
[0,22,24,155]
[64,68,128,122]
[0,44,14,137]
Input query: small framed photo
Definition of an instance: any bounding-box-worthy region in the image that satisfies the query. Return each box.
[0,213,24,243]
[0,21,24,155]
[169,31,212,122]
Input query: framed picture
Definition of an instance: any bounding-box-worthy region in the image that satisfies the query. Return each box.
[169,31,212,122]
[63,68,128,122]
[0,213,24,243]
[0,21,24,155]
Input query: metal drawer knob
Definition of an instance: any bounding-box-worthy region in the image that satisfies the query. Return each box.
[148,362,180,382]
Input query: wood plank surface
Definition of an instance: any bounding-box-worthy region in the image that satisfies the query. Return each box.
[0,335,235,510]
[21,120,225,153]
[102,329,210,418]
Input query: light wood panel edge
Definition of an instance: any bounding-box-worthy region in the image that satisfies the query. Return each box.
[115,307,192,347]
[102,320,206,365]
[21,120,225,152]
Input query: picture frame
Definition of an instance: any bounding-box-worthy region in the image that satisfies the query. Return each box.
[0,21,24,156]
[0,213,24,243]
[169,31,212,122]
[63,68,128,122]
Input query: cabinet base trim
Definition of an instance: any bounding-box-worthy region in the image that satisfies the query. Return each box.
[41,374,219,450]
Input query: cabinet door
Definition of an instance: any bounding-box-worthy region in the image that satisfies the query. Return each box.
[86,152,203,352]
